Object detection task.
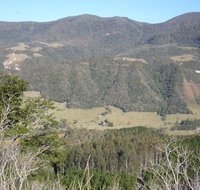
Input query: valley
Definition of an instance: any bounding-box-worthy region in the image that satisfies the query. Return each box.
[53,100,200,135]
[24,91,200,135]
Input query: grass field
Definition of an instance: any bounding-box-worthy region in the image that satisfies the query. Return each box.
[24,91,200,135]
[169,54,195,62]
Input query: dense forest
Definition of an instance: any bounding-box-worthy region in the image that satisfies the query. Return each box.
[0,74,199,189]
[1,13,200,114]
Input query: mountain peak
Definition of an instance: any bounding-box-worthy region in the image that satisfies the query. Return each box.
[57,14,102,22]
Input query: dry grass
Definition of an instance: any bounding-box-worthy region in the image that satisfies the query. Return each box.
[169,54,195,62]
[165,129,196,136]
[24,91,200,134]
[23,91,41,98]
[177,46,198,50]
[8,43,29,51]
[54,102,200,135]
[3,52,30,70]
[31,47,43,52]
[33,53,42,57]
[114,57,147,64]
[54,104,164,130]
[39,42,64,48]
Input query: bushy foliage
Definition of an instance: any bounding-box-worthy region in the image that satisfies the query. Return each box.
[172,119,200,130]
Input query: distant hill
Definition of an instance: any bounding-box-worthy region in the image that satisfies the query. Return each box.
[1,12,200,114]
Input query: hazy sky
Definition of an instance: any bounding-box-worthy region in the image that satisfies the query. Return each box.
[1,0,200,23]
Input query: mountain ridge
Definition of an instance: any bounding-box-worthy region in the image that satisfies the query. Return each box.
[1,12,200,24]
[0,12,200,114]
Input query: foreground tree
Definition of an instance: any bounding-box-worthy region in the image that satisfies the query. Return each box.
[137,141,200,190]
[0,74,66,189]
[0,75,27,132]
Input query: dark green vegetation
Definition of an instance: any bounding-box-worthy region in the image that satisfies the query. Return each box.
[172,119,200,130]
[0,13,200,115]
[154,63,189,115]
[61,127,164,189]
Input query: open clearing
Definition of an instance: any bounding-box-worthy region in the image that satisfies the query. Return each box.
[39,42,64,48]
[24,91,200,135]
[3,52,30,70]
[7,43,29,51]
[114,57,147,64]
[170,54,195,62]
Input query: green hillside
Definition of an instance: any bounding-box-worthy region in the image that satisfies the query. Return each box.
[0,13,200,114]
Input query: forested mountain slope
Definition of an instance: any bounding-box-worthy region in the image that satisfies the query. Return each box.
[0,12,200,113]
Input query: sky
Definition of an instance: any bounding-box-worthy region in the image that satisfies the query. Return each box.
[0,0,200,23]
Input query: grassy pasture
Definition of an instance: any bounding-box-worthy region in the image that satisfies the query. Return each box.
[169,54,195,62]
[24,91,200,135]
